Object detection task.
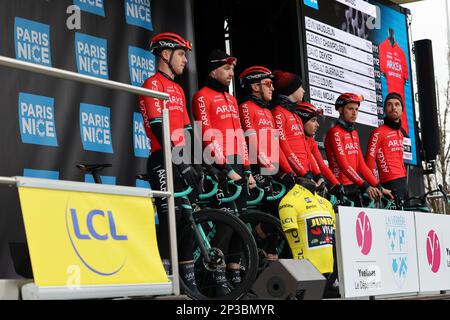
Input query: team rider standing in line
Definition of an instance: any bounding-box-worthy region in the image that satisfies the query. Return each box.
[324,93,392,203]
[366,92,408,201]
[138,32,201,295]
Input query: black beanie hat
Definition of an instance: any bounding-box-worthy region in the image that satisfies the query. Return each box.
[273,70,303,96]
[206,49,236,74]
[384,92,404,110]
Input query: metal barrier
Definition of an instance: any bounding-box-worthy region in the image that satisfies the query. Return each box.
[0,55,180,299]
[427,194,450,215]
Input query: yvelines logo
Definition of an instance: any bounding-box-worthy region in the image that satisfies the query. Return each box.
[356,211,372,255]
[128,46,155,87]
[74,0,105,16]
[14,17,51,66]
[80,103,113,153]
[133,112,150,158]
[125,0,153,31]
[66,203,127,276]
[75,33,108,79]
[426,230,441,273]
[18,93,57,147]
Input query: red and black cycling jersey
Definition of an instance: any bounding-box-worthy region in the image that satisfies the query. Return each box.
[324,121,379,187]
[239,97,294,175]
[306,136,340,186]
[138,71,191,153]
[192,83,250,170]
[366,122,406,184]
[271,105,313,177]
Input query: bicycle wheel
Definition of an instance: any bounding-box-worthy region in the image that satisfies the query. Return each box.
[241,210,292,273]
[178,208,259,300]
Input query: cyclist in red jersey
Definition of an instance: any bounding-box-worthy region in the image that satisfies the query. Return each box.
[238,66,298,263]
[192,49,256,294]
[379,28,409,134]
[138,32,200,294]
[324,93,392,201]
[271,70,316,184]
[295,102,341,188]
[238,66,297,186]
[366,92,407,200]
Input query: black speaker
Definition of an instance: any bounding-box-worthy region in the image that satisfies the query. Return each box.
[414,39,440,161]
[252,259,327,300]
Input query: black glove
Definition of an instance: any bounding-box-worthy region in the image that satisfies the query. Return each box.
[253,173,273,195]
[280,173,296,190]
[329,184,344,196]
[303,171,315,180]
[295,176,317,193]
[177,163,201,195]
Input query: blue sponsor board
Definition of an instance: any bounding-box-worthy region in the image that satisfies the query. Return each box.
[74,0,105,16]
[85,174,116,185]
[124,0,153,31]
[75,33,109,79]
[133,112,150,158]
[79,103,113,153]
[18,93,58,147]
[128,46,155,87]
[14,17,51,66]
[23,169,59,180]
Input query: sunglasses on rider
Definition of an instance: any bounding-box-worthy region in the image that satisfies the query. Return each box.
[259,79,273,88]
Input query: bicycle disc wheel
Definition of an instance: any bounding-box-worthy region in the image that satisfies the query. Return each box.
[241,210,292,274]
[178,208,259,300]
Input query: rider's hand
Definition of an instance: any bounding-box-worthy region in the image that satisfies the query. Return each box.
[366,186,383,201]
[329,184,344,196]
[381,187,394,200]
[227,170,242,182]
[248,174,257,189]
[177,163,201,193]
[280,172,296,190]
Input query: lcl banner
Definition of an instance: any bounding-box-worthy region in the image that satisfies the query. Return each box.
[0,0,196,277]
[336,207,419,298]
[18,183,168,287]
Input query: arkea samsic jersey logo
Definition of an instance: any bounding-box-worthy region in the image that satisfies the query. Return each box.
[75,33,108,79]
[79,103,113,153]
[14,17,51,66]
[74,0,105,16]
[18,92,58,147]
[125,0,153,31]
[133,112,150,158]
[128,46,155,87]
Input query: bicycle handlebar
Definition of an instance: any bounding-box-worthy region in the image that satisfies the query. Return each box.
[267,180,287,201]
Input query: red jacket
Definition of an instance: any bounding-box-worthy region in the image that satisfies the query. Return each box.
[192,86,250,168]
[138,72,191,153]
[366,124,406,183]
[239,99,294,174]
[271,106,314,177]
[306,136,340,186]
[325,123,379,187]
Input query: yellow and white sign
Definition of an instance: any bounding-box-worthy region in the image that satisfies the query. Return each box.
[18,187,168,287]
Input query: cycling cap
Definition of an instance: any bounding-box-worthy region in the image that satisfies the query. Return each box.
[295,102,324,123]
[149,32,192,54]
[239,66,274,88]
[273,70,303,96]
[335,93,364,110]
[384,92,404,110]
[206,49,237,74]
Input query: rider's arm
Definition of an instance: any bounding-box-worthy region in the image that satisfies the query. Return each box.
[365,129,381,179]
[273,109,309,176]
[357,144,379,187]
[327,129,368,188]
[240,103,276,173]
[140,79,164,146]
[192,91,233,173]
[310,139,340,186]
